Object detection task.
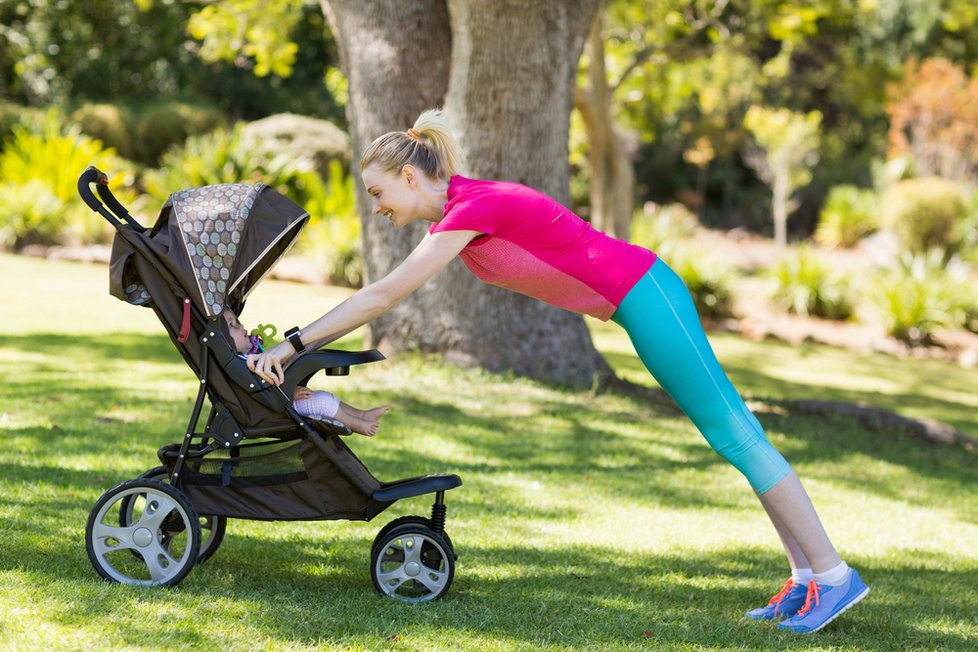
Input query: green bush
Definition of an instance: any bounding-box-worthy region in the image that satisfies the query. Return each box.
[959,187,978,267]
[815,185,880,248]
[881,177,967,253]
[298,160,363,287]
[873,249,956,346]
[0,110,128,248]
[69,103,135,160]
[0,180,66,248]
[0,101,47,144]
[133,100,225,164]
[654,247,736,322]
[141,123,324,206]
[629,202,699,259]
[768,246,855,320]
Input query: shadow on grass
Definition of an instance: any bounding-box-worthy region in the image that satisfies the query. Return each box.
[12,531,977,651]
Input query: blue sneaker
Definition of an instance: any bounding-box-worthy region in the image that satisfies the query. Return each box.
[778,570,870,633]
[745,578,809,620]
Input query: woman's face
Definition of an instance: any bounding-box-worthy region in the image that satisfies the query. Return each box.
[362,164,420,228]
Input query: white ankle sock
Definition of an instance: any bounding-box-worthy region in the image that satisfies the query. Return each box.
[813,561,850,586]
[791,568,813,584]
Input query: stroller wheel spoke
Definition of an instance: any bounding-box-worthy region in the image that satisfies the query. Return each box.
[416,567,448,593]
[132,494,180,532]
[377,568,408,589]
[400,536,425,565]
[92,523,137,553]
[141,541,179,582]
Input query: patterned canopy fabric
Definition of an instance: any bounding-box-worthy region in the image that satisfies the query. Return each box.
[111,183,309,318]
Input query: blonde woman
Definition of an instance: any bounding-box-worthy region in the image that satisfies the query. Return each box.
[249,110,868,633]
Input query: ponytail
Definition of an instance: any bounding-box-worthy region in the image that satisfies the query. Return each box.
[360,108,463,181]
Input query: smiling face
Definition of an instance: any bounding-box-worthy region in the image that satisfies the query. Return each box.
[362,164,421,229]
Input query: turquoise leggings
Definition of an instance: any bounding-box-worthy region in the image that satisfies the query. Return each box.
[612,260,791,494]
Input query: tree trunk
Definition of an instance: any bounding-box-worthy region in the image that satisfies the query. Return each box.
[772,173,788,250]
[574,11,634,241]
[324,0,611,386]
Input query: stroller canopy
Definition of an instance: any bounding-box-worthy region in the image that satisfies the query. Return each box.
[115,183,309,318]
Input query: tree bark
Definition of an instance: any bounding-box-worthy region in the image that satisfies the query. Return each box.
[574,11,634,241]
[324,0,610,386]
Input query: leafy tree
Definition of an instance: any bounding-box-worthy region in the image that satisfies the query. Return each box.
[186,0,609,385]
[0,0,341,121]
[743,106,822,249]
[886,57,978,183]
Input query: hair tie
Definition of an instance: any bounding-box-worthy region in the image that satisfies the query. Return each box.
[406,128,421,141]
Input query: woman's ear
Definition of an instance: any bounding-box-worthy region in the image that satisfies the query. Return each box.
[401,164,418,188]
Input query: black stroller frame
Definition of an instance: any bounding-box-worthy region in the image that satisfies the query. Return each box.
[77,167,462,601]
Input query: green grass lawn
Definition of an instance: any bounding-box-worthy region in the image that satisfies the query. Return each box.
[2,252,977,651]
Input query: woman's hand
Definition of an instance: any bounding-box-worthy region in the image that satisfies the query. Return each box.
[246,340,295,386]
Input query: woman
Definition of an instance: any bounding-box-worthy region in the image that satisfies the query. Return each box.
[249,109,868,633]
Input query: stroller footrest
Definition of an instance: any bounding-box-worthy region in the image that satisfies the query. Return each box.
[372,474,462,502]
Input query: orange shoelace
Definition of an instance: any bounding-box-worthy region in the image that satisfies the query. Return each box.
[795,580,822,617]
[767,578,797,607]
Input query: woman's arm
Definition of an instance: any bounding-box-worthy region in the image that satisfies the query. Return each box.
[247,229,479,384]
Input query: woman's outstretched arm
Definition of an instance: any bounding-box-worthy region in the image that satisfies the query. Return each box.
[247,229,479,384]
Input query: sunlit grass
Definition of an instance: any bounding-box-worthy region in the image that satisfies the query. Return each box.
[2,253,977,650]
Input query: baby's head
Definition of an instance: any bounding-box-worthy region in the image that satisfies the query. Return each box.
[222,311,263,354]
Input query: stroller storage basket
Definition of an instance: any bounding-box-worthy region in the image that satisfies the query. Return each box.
[160,438,377,521]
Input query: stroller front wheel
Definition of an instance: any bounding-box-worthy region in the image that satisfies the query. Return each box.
[86,479,201,587]
[370,523,455,602]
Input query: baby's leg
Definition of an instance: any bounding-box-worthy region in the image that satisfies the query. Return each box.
[335,402,389,437]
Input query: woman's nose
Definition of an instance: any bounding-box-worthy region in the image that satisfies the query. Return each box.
[371,200,381,215]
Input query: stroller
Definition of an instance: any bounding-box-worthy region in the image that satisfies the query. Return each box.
[77,167,462,602]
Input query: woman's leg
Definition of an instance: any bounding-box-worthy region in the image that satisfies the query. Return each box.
[612,260,840,570]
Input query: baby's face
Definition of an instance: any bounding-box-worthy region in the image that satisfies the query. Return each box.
[223,312,251,353]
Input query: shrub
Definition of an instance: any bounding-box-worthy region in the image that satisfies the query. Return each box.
[815,185,880,248]
[768,246,855,320]
[0,110,128,248]
[629,202,699,259]
[0,101,47,143]
[667,250,736,322]
[0,180,65,248]
[298,160,363,287]
[241,113,350,179]
[872,249,956,346]
[141,123,324,207]
[133,99,225,164]
[881,177,967,253]
[69,103,135,159]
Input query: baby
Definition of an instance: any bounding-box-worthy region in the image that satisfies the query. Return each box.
[223,311,388,436]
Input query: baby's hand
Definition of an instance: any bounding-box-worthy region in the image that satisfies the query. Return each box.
[294,386,313,401]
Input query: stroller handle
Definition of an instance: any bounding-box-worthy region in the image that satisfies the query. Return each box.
[77,166,144,231]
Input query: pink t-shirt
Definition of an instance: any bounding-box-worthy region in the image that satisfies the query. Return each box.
[429,176,657,321]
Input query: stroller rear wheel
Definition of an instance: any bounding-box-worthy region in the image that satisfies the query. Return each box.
[86,479,201,587]
[122,466,226,564]
[370,523,455,602]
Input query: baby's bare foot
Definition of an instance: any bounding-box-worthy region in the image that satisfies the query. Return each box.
[364,406,389,421]
[348,406,388,437]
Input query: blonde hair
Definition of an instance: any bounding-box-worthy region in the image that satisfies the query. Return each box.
[360,108,463,181]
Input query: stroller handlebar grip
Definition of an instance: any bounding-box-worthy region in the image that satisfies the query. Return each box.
[77,166,144,231]
[77,166,108,212]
